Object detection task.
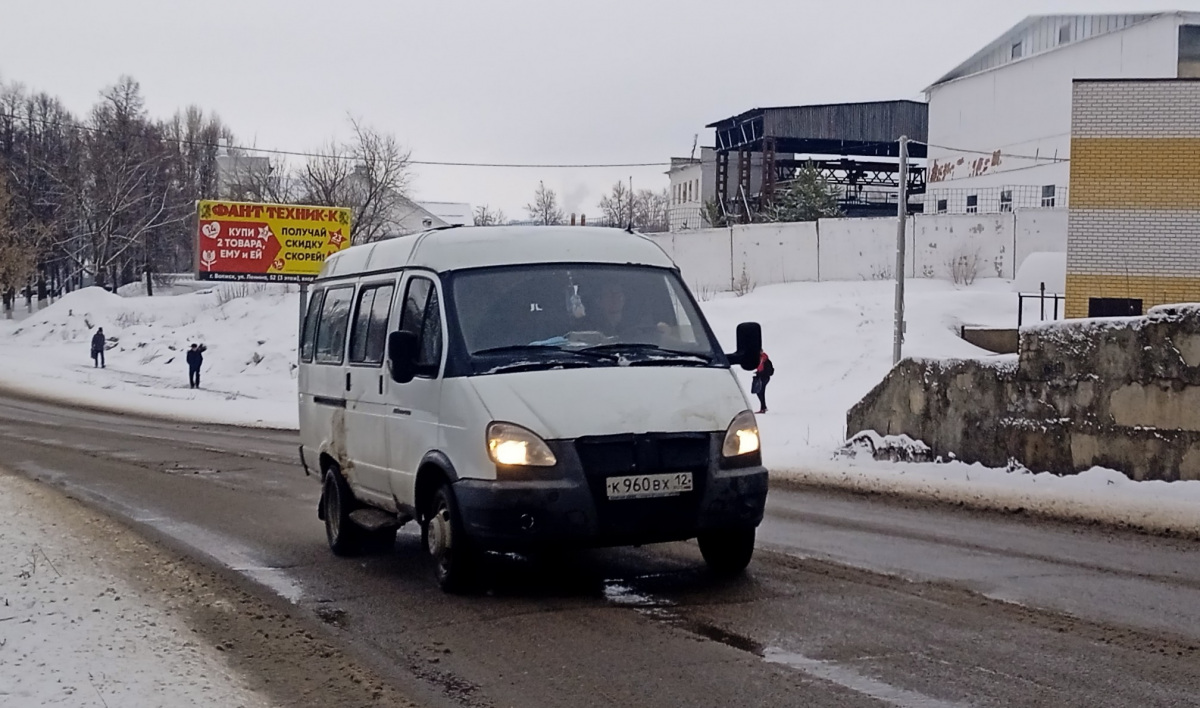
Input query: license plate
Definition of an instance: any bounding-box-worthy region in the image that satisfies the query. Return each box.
[605,472,694,500]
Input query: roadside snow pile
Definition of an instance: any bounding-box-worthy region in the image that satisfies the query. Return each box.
[0,285,299,428]
[782,452,1200,537]
[702,278,1017,468]
[0,471,274,706]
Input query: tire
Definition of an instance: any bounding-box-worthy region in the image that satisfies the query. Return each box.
[423,483,477,593]
[323,470,364,556]
[698,528,756,577]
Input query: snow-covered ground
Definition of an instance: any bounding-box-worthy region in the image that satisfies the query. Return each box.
[0,471,273,707]
[2,276,1199,534]
[0,284,300,428]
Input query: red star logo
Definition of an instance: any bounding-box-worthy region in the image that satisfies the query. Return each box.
[328,230,346,248]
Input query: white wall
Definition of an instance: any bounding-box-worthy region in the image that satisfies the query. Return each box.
[1015,208,1069,270]
[817,217,906,281]
[732,222,819,286]
[925,14,1183,194]
[664,210,1066,291]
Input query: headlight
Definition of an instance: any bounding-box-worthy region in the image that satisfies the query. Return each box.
[486,422,558,467]
[722,411,761,460]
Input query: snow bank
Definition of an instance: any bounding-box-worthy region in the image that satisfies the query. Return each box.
[701,278,1018,468]
[0,285,299,428]
[778,456,1200,538]
[0,472,273,706]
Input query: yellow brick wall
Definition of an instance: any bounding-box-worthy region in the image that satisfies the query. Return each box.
[1070,138,1200,209]
[1065,274,1200,318]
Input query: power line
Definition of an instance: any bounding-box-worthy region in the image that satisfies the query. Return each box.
[0,111,674,169]
[915,140,1070,163]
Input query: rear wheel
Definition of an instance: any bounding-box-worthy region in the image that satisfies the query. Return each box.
[423,483,478,593]
[698,528,756,577]
[323,470,364,556]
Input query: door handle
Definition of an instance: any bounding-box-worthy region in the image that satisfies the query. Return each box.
[345,371,351,391]
[378,375,383,395]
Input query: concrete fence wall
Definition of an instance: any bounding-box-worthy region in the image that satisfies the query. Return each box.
[651,209,1068,292]
[846,305,1200,482]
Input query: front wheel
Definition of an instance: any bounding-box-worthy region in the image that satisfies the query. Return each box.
[323,470,364,556]
[697,528,756,577]
[423,483,478,593]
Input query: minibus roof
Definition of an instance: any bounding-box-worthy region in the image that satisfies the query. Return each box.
[317,226,676,279]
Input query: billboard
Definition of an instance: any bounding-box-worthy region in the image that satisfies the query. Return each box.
[196,200,353,282]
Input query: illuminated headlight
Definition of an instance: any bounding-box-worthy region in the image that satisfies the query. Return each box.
[722,411,761,460]
[486,422,558,467]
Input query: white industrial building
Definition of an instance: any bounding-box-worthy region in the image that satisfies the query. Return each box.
[666,147,777,231]
[923,11,1200,213]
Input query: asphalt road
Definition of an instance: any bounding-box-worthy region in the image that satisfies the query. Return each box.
[2,392,1198,708]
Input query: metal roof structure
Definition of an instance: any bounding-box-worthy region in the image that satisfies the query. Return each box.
[704,100,928,220]
[927,13,1164,89]
[706,100,928,158]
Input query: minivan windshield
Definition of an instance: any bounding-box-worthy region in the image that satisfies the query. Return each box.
[449,264,722,372]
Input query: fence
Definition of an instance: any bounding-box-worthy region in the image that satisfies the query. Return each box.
[648,209,1068,292]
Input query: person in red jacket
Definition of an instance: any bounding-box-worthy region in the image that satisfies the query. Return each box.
[752,351,773,414]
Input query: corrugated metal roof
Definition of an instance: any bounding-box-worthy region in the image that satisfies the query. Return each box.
[706,101,927,155]
[928,13,1163,89]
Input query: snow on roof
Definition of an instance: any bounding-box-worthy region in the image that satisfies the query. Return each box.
[319,226,674,279]
[417,201,474,226]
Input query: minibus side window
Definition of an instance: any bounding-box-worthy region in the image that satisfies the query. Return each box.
[314,286,354,365]
[349,283,395,366]
[400,277,443,378]
[300,289,325,363]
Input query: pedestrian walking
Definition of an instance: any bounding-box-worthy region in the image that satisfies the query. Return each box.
[186,343,207,389]
[751,351,774,414]
[90,328,106,368]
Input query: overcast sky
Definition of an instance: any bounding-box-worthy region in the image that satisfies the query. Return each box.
[0,0,1192,217]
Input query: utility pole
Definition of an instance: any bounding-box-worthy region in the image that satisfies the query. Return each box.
[893,136,909,366]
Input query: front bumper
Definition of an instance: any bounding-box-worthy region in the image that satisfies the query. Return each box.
[453,435,768,552]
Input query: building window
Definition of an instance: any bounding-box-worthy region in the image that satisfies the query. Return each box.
[1011,41,1023,59]
[966,195,978,214]
[1041,185,1056,208]
[1180,25,1200,78]
[1000,190,1013,213]
[936,199,948,214]
[1058,25,1071,45]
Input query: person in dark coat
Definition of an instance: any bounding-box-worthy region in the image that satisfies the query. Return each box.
[186,343,207,389]
[90,328,106,368]
[751,351,773,414]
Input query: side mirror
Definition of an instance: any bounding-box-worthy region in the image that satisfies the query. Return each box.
[387,330,420,384]
[731,322,762,371]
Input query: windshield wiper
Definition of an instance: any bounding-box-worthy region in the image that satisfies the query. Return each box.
[580,342,713,363]
[473,344,584,357]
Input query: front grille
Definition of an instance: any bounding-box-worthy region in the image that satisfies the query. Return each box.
[575,433,710,476]
[574,433,711,542]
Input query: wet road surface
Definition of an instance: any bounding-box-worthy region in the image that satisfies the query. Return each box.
[2,392,1197,707]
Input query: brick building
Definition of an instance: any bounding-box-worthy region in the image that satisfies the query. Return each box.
[1065,79,1200,318]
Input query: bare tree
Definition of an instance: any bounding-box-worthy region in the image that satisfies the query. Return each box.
[473,204,507,226]
[43,77,191,290]
[0,172,42,315]
[597,183,669,232]
[597,181,632,227]
[525,181,564,225]
[299,118,413,244]
[633,188,670,233]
